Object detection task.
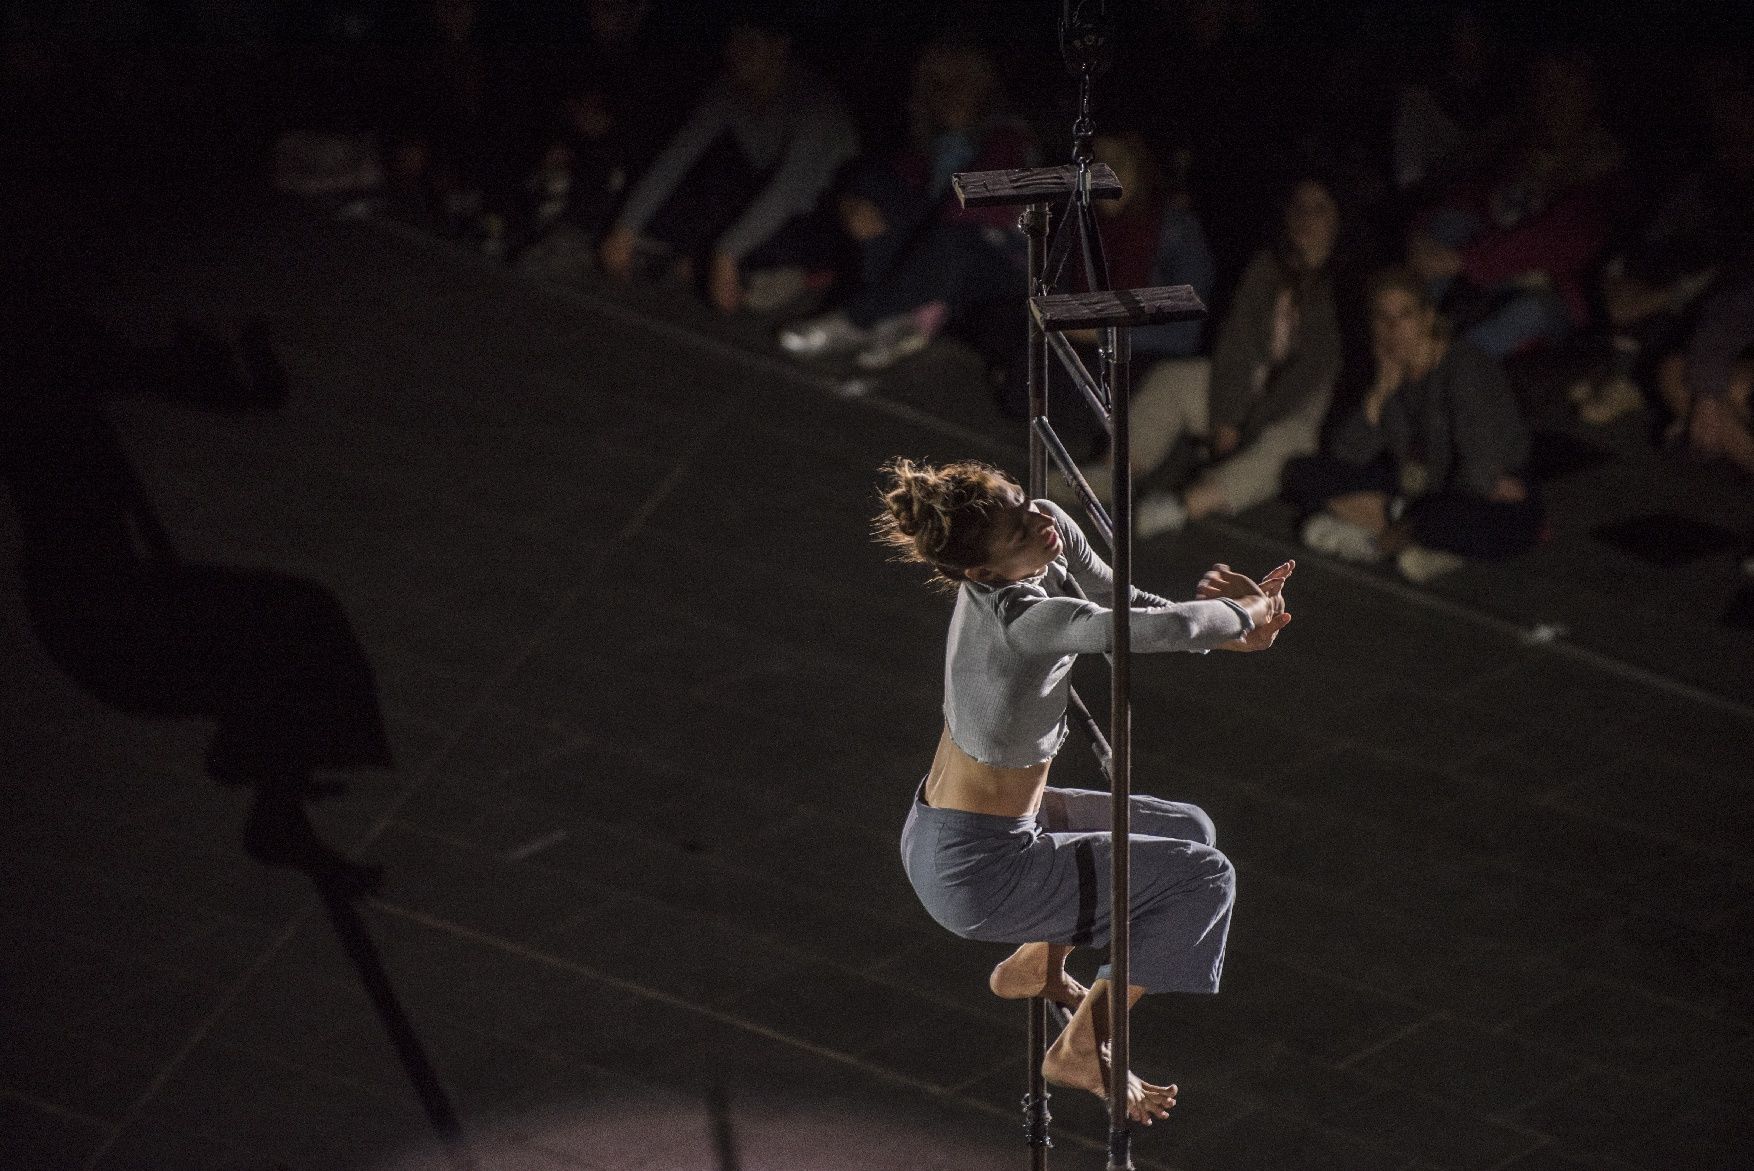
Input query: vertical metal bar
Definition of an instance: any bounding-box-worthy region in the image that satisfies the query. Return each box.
[1106,322,1134,1171]
[1025,994,1051,1166]
[1020,198,1051,1171]
[1023,203,1049,498]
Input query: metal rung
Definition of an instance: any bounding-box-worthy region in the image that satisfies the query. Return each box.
[1044,330,1112,432]
[1034,417,1113,549]
[1031,284,1206,332]
[953,163,1123,208]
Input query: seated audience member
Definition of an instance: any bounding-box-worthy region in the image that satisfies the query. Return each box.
[1573,83,1754,424]
[379,0,489,229]
[1285,266,1540,582]
[1389,5,1509,197]
[777,38,1034,370]
[1061,176,1342,538]
[1688,346,1754,477]
[502,0,664,246]
[1406,48,1622,359]
[598,11,858,314]
[1662,276,1754,475]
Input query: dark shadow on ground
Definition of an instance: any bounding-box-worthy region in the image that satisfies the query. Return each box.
[0,281,480,1168]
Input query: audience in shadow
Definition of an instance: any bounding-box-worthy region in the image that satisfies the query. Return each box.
[778,37,1034,372]
[1388,5,1511,203]
[1404,48,1624,361]
[1666,277,1754,476]
[596,9,858,315]
[1573,78,1754,426]
[242,2,1754,590]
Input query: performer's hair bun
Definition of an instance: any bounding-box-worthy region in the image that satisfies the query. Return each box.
[874,457,1019,589]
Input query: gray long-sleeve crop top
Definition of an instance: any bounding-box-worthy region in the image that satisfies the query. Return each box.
[944,500,1253,767]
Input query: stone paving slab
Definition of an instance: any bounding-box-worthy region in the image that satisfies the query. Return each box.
[4,189,1753,1170]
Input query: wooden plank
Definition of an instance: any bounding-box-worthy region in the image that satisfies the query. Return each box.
[952,163,1122,208]
[1029,285,1207,331]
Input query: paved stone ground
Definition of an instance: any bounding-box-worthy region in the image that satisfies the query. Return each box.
[4,186,1753,1171]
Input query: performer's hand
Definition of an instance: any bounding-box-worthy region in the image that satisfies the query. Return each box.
[1196,560,1292,604]
[1211,424,1242,458]
[709,251,743,315]
[599,226,638,280]
[1216,608,1292,652]
[1199,561,1293,651]
[1259,558,1294,600]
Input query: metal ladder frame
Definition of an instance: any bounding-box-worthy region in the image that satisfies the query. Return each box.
[954,114,1206,1171]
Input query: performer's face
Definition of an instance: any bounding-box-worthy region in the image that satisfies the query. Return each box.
[967,491,1061,584]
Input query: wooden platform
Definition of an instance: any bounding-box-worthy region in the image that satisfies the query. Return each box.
[952,163,1123,208]
[1029,284,1207,331]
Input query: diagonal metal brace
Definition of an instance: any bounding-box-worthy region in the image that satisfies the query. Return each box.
[1033,417,1113,549]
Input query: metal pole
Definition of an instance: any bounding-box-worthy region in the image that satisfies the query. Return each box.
[1020,198,1052,1171]
[1023,202,1050,498]
[1106,322,1133,1171]
[1025,994,1051,1167]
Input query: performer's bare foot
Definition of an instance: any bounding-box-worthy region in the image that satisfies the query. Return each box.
[990,942,1087,1010]
[1042,980,1176,1125]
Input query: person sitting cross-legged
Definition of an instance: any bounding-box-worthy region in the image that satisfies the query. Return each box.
[1284,265,1542,582]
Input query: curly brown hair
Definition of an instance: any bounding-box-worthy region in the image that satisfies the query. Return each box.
[873,457,1019,589]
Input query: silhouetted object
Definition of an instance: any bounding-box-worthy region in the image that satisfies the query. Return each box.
[1,290,388,896]
[707,1083,742,1171]
[1724,582,1754,629]
[1591,513,1741,569]
[319,885,482,1170]
[1522,429,1612,483]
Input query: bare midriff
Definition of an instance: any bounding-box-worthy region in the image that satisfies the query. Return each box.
[923,723,1052,817]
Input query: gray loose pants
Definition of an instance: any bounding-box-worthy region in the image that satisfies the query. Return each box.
[900,783,1235,994]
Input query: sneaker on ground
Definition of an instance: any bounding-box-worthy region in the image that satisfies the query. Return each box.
[1135,491,1188,538]
[1300,512,1381,562]
[854,311,934,370]
[1396,544,1467,583]
[744,267,809,314]
[779,311,868,358]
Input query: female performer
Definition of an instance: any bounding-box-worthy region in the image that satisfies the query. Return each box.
[875,457,1292,1123]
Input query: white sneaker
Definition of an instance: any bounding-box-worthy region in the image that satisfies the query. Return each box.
[1135,491,1188,538]
[1396,544,1467,583]
[1300,512,1381,562]
[779,312,868,358]
[854,312,934,370]
[744,267,808,313]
